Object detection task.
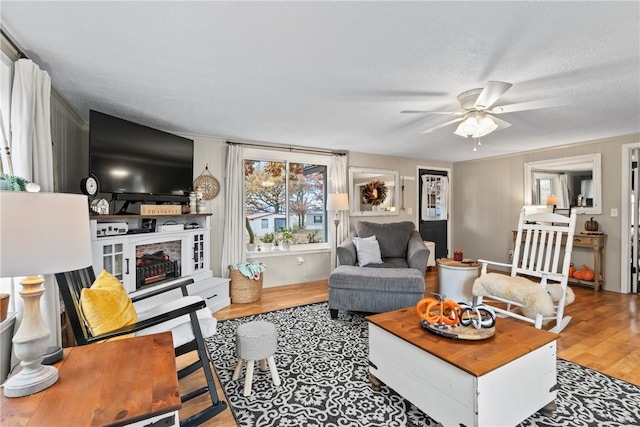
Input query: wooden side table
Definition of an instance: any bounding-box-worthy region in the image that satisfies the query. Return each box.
[1,332,181,427]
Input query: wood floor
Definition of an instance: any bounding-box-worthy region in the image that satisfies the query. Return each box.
[178,270,640,426]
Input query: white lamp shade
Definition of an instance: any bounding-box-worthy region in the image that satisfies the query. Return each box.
[326,193,349,211]
[0,192,93,277]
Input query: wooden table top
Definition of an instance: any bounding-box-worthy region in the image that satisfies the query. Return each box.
[1,332,181,427]
[436,258,481,268]
[367,307,558,377]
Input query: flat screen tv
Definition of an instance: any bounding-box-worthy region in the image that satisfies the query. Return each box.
[89,110,194,198]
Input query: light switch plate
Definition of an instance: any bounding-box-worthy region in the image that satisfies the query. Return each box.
[611,208,619,217]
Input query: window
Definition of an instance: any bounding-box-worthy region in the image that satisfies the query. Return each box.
[244,155,328,246]
[274,217,286,231]
[261,218,268,229]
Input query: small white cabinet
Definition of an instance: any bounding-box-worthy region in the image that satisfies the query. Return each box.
[96,238,129,283]
[90,214,230,312]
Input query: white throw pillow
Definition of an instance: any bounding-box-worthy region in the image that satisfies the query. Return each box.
[353,236,383,267]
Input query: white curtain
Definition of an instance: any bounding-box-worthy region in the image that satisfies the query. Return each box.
[558,174,570,208]
[221,144,245,276]
[9,59,59,346]
[329,155,348,269]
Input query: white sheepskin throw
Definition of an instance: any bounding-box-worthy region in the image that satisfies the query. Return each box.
[472,272,575,319]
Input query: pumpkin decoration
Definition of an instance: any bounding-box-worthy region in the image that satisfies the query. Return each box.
[584,217,599,232]
[573,264,595,281]
[361,180,388,206]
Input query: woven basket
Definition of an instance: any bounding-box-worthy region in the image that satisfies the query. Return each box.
[229,266,263,303]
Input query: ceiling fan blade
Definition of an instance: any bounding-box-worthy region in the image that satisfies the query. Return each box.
[473,81,513,110]
[489,97,569,114]
[401,110,463,115]
[419,117,464,134]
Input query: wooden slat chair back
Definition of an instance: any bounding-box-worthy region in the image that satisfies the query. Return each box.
[56,267,97,345]
[513,212,576,283]
[474,208,577,333]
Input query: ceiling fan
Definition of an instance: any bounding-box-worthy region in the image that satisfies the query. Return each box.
[401,81,567,138]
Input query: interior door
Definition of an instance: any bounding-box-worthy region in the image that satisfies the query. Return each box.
[631,151,639,293]
[418,169,448,259]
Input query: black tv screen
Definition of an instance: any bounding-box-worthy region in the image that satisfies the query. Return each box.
[89,110,194,197]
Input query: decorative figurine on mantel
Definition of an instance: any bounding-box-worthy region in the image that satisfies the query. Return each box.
[189,191,197,214]
[196,187,206,213]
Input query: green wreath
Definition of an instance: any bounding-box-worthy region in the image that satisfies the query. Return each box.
[361,180,388,206]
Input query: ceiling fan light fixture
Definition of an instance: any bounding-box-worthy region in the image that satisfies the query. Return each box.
[454,116,478,137]
[472,116,498,138]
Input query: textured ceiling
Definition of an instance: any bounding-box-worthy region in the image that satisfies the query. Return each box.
[2,1,639,162]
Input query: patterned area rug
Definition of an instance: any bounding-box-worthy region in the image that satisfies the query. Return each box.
[207,303,640,427]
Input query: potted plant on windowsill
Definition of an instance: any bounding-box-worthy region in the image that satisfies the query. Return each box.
[260,232,275,251]
[245,217,256,252]
[279,227,294,250]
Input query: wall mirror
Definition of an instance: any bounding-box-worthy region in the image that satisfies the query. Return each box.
[524,153,602,215]
[348,167,399,216]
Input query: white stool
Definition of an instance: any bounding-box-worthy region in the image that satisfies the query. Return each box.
[232,320,281,396]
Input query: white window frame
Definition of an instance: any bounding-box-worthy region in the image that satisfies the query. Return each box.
[243,148,331,252]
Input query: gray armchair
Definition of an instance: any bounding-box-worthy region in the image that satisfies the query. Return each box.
[337,221,428,275]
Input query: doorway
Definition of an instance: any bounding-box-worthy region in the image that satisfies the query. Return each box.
[418,167,450,259]
[622,143,640,294]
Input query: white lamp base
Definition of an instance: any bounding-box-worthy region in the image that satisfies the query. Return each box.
[3,364,58,397]
[3,275,58,398]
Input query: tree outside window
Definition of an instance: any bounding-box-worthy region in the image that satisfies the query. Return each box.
[245,159,327,245]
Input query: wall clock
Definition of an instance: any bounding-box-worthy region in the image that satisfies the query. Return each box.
[80,174,99,199]
[193,165,220,201]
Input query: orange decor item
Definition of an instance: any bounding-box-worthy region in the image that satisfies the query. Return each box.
[416,296,461,326]
[573,264,595,281]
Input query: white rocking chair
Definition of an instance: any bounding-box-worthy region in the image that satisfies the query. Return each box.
[472,207,577,333]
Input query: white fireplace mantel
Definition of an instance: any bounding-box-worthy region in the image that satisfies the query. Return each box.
[89,214,229,312]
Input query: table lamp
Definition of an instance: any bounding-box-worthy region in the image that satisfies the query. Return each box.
[0,192,92,397]
[326,193,349,262]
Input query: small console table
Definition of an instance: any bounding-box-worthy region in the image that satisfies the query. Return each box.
[1,332,180,426]
[513,231,606,291]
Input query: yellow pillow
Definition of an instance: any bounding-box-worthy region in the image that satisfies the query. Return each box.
[80,269,138,339]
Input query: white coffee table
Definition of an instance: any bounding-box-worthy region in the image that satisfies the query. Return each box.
[367,307,558,427]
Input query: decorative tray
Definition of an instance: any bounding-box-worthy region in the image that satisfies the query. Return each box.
[420,319,495,341]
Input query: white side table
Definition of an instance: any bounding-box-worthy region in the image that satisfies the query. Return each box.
[436,258,480,304]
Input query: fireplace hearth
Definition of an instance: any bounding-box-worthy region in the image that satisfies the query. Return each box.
[136,251,180,289]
